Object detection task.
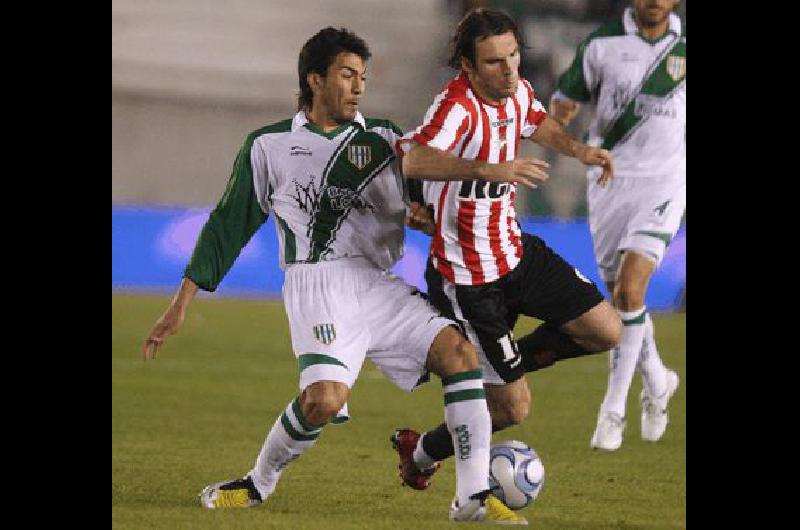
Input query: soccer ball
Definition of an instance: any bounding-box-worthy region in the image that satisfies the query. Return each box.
[488,440,545,510]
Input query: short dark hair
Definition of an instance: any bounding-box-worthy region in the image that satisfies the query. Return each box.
[447,8,525,69]
[297,27,371,111]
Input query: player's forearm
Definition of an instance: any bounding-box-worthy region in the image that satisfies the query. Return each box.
[402,144,494,181]
[530,116,585,159]
[172,277,199,311]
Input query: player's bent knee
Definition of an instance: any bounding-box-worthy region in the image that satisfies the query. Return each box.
[301,381,349,425]
[427,326,479,377]
[612,283,646,311]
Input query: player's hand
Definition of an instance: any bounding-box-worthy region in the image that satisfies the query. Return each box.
[406,201,435,236]
[576,145,614,187]
[496,158,550,189]
[143,305,185,361]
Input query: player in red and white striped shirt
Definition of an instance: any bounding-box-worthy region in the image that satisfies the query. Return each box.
[391,8,624,494]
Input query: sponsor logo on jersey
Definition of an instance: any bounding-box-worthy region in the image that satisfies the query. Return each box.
[313,323,336,345]
[666,55,686,81]
[491,117,515,127]
[347,144,371,170]
[327,186,375,212]
[290,145,313,156]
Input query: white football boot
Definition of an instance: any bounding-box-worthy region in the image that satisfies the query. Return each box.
[590,411,626,451]
[640,369,680,442]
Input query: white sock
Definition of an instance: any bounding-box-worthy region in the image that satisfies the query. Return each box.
[249,397,322,499]
[413,435,437,471]
[638,312,668,398]
[600,307,647,418]
[442,369,491,506]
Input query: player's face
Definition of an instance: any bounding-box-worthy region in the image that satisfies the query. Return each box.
[463,31,520,104]
[633,0,679,27]
[320,52,367,124]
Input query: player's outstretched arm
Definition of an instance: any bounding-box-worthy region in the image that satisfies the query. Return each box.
[143,278,199,361]
[401,144,550,189]
[549,97,581,128]
[529,116,614,186]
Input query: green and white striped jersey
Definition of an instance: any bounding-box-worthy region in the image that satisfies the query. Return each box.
[554,7,685,179]
[184,111,407,292]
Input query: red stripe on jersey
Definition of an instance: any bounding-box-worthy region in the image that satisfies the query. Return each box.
[489,200,510,277]
[417,98,460,149]
[433,182,455,283]
[507,189,523,258]
[527,106,547,127]
[457,200,484,285]
[497,104,508,162]
[511,94,522,156]
[477,103,491,161]
[447,115,470,152]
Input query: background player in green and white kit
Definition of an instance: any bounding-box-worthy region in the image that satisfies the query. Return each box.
[143,27,526,524]
[551,0,685,451]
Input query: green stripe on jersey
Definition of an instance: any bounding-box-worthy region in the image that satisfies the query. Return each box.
[601,37,685,150]
[298,353,348,372]
[307,129,396,261]
[183,122,290,291]
[556,19,625,102]
[441,369,483,387]
[444,388,486,405]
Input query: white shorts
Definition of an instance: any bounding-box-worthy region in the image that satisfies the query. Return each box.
[282,258,454,411]
[587,176,686,283]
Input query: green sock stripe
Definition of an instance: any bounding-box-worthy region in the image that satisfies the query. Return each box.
[441,369,483,387]
[633,230,673,245]
[444,388,486,405]
[298,353,348,372]
[291,399,322,433]
[281,413,320,442]
[622,312,647,326]
[330,415,349,424]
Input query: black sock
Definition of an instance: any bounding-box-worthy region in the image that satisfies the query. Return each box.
[421,421,506,462]
[517,322,595,372]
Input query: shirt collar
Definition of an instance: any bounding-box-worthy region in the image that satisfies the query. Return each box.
[623,7,682,37]
[291,110,365,132]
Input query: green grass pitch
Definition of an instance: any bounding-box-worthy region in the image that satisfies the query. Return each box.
[112,294,685,529]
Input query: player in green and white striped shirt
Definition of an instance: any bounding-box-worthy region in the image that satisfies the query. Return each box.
[551,0,684,451]
[143,27,525,524]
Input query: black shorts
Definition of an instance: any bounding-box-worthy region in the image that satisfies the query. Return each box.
[425,233,605,383]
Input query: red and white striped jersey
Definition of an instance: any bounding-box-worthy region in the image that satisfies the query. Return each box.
[398,72,548,286]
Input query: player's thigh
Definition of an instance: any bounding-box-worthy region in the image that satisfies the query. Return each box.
[362,271,456,392]
[619,178,685,272]
[517,234,605,327]
[587,177,633,283]
[427,265,524,385]
[283,263,370,393]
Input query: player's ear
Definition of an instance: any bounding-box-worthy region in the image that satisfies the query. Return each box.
[308,72,324,94]
[460,56,475,76]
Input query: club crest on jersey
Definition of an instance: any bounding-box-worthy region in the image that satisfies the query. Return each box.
[666,55,686,81]
[313,323,336,345]
[347,144,371,170]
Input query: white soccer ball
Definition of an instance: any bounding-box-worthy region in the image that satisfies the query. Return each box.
[488,440,545,510]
